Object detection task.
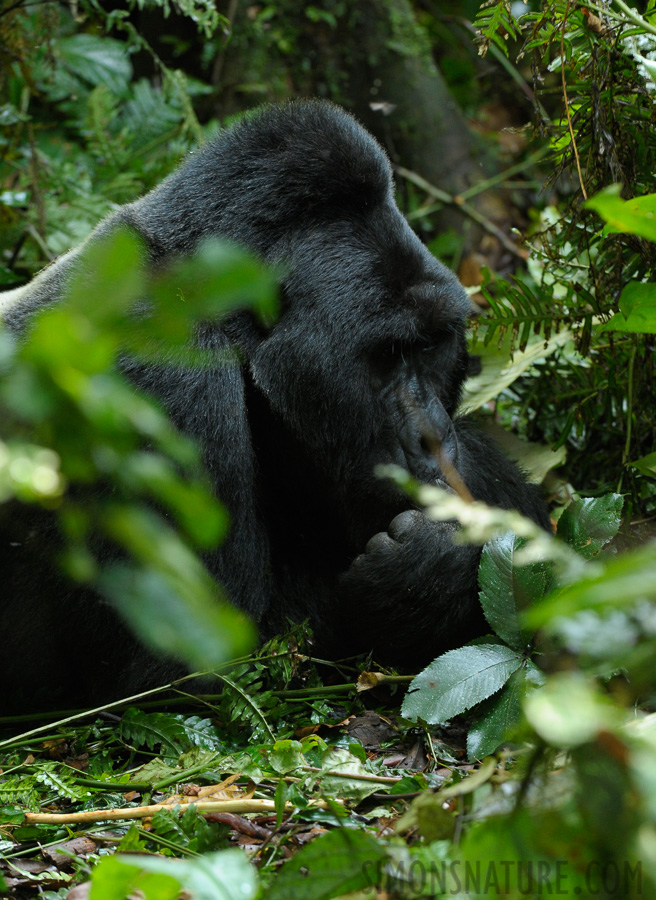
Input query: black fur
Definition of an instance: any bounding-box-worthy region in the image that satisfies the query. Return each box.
[1,101,550,711]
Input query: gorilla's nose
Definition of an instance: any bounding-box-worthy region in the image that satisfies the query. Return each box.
[397,374,459,485]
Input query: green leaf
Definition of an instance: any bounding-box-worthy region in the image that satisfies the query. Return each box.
[90,850,256,900]
[268,740,305,775]
[602,282,656,334]
[401,644,524,724]
[524,674,618,748]
[556,494,623,559]
[479,533,523,648]
[152,240,278,327]
[525,543,656,628]
[478,533,550,649]
[460,330,573,414]
[90,855,180,900]
[99,506,255,670]
[466,662,545,759]
[310,747,381,801]
[476,420,566,485]
[266,829,386,900]
[630,451,656,477]
[66,227,146,326]
[58,34,132,96]
[585,186,656,242]
[120,710,224,758]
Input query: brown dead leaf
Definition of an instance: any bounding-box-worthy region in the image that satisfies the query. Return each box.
[346,711,397,750]
[66,884,91,900]
[165,774,244,807]
[356,671,386,691]
[42,837,97,867]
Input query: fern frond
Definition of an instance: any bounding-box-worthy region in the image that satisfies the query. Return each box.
[217,669,275,742]
[473,0,522,57]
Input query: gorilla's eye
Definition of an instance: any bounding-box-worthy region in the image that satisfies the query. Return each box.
[369,342,411,379]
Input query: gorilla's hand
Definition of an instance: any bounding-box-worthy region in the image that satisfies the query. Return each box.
[337,510,485,667]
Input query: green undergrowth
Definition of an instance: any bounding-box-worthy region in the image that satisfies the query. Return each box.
[2,490,656,900]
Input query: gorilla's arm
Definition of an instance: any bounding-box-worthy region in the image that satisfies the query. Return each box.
[333,420,550,667]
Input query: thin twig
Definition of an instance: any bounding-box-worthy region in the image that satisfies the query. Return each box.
[560,0,588,199]
[301,767,402,784]
[395,166,525,260]
[0,670,219,750]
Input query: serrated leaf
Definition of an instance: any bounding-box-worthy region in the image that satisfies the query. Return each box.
[467,662,545,759]
[266,829,385,900]
[479,533,551,648]
[556,494,623,559]
[402,644,524,724]
[34,764,80,800]
[217,672,274,742]
[119,710,222,759]
[478,534,522,649]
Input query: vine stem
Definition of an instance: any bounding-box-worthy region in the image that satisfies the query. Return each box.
[560,0,588,200]
[612,0,656,38]
[618,341,637,492]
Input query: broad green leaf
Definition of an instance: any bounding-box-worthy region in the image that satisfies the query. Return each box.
[556,494,623,559]
[479,533,522,648]
[58,34,132,96]
[91,850,257,900]
[631,452,656,477]
[311,747,381,801]
[152,240,278,326]
[585,186,656,243]
[602,282,656,334]
[266,828,386,900]
[121,453,228,549]
[524,674,618,747]
[98,505,255,669]
[101,563,254,671]
[66,228,146,324]
[402,644,523,724]
[268,740,305,775]
[525,543,656,628]
[457,808,593,898]
[90,855,180,900]
[478,533,550,648]
[477,419,566,485]
[466,662,545,759]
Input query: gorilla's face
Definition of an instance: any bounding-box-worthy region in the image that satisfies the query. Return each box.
[250,190,470,493]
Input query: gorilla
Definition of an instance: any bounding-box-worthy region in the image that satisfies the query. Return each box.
[0,101,549,712]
